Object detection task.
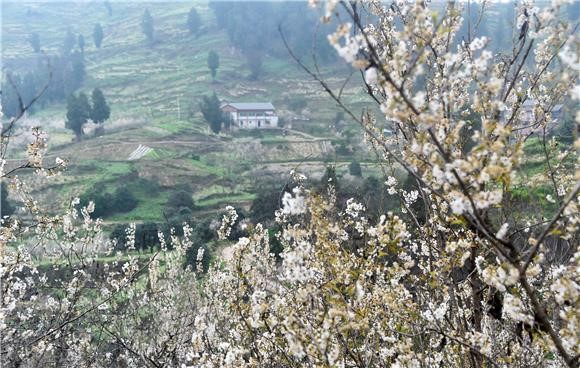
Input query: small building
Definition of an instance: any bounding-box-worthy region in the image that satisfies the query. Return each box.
[221,102,279,129]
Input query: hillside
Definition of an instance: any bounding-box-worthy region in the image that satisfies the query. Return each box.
[2,1,381,221]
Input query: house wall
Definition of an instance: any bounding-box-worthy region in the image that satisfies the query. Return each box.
[233,110,278,129]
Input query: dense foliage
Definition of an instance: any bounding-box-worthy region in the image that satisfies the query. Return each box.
[207,50,219,81]
[79,185,138,218]
[65,91,91,141]
[200,92,223,134]
[28,32,40,53]
[93,23,104,48]
[63,28,76,55]
[186,7,201,36]
[0,183,14,218]
[1,48,86,119]
[78,34,85,54]
[90,87,110,135]
[141,9,155,45]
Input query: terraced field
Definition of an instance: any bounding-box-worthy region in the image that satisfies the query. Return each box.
[2,1,383,222]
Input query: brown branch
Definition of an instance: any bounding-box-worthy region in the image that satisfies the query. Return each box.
[26,251,161,347]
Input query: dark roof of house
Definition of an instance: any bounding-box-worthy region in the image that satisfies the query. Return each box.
[222,102,275,111]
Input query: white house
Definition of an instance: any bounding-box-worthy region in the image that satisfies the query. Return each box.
[221,102,279,129]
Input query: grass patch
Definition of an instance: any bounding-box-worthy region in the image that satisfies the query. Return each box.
[155,119,193,134]
[191,158,227,176]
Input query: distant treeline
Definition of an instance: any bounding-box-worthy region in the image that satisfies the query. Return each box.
[208,1,579,75]
[209,1,338,69]
[2,49,85,119]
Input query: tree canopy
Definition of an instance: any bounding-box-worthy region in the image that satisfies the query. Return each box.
[207,50,219,81]
[1,182,14,218]
[90,88,110,125]
[93,23,103,48]
[63,28,76,55]
[141,9,154,44]
[104,0,112,16]
[200,92,222,134]
[29,32,40,53]
[65,92,90,141]
[78,34,85,54]
[186,7,201,35]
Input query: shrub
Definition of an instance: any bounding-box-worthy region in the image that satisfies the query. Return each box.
[348,159,362,177]
[165,191,195,212]
[250,186,284,224]
[80,185,138,218]
[287,97,307,112]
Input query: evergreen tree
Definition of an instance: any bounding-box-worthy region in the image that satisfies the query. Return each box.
[320,165,339,192]
[141,10,154,44]
[207,51,219,81]
[29,32,40,53]
[349,159,362,177]
[0,182,14,218]
[20,72,37,113]
[44,55,66,102]
[63,28,76,55]
[90,88,110,135]
[104,0,112,16]
[1,73,22,119]
[78,34,85,54]
[187,7,201,35]
[246,51,263,80]
[200,93,222,134]
[65,92,90,141]
[63,51,85,95]
[93,23,103,48]
[557,110,577,144]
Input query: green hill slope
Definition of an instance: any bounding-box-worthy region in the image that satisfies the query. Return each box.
[2,1,378,222]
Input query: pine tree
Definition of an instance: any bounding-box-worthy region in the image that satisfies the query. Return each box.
[21,72,37,112]
[63,28,76,55]
[63,51,85,95]
[141,10,154,45]
[104,0,112,16]
[1,73,22,119]
[90,88,110,135]
[349,159,362,177]
[93,23,103,48]
[0,182,14,218]
[187,7,201,35]
[65,92,90,141]
[200,93,222,134]
[320,165,339,192]
[78,34,85,54]
[246,51,263,81]
[207,51,219,81]
[29,33,40,53]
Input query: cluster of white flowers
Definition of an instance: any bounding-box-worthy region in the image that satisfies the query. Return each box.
[328,23,364,65]
[477,258,520,293]
[217,205,238,240]
[385,176,397,195]
[2,1,578,367]
[503,293,534,325]
[281,187,307,215]
[344,198,365,218]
